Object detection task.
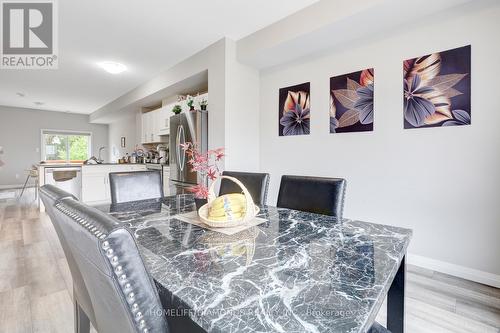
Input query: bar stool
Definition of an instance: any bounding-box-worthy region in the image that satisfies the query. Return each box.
[19,165,39,200]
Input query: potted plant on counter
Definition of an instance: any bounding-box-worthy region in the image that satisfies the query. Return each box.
[172,105,182,115]
[199,98,208,111]
[180,142,225,210]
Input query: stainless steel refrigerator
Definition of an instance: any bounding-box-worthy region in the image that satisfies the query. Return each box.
[169,110,208,195]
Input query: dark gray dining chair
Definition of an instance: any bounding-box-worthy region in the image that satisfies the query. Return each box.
[218,171,270,205]
[52,197,169,333]
[109,170,163,204]
[277,175,346,219]
[39,185,97,333]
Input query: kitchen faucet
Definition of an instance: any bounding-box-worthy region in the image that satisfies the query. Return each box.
[98,146,106,163]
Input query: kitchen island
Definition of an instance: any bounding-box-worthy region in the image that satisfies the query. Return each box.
[96,195,412,333]
[38,163,147,210]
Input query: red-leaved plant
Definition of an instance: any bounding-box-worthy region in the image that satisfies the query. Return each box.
[180,142,225,199]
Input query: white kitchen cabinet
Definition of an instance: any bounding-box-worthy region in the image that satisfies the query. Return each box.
[158,105,171,135]
[81,173,109,203]
[141,111,151,143]
[142,109,164,143]
[152,111,161,142]
[81,164,147,205]
[142,110,151,144]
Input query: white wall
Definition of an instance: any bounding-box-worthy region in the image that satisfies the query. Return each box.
[0,106,108,187]
[224,40,260,171]
[92,38,261,170]
[108,113,138,162]
[259,4,500,283]
[91,39,227,153]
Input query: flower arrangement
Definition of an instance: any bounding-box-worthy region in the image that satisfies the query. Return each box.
[180,142,225,199]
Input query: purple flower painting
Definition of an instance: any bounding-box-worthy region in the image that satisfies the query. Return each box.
[403,45,471,129]
[279,82,310,136]
[330,68,374,133]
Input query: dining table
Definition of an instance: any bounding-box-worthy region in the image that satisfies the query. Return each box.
[95,194,412,333]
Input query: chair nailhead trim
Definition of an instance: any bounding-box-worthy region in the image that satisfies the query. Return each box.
[55,201,149,332]
[104,240,149,333]
[54,202,108,239]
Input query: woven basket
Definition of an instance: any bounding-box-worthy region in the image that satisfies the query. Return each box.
[198,176,259,228]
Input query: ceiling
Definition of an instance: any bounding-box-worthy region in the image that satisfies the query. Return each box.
[0,0,319,114]
[237,0,479,69]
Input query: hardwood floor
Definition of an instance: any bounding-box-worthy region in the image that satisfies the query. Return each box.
[1,189,499,333]
[0,189,96,333]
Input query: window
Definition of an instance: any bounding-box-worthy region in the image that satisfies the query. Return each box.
[41,130,91,163]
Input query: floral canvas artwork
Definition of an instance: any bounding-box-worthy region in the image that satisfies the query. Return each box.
[403,45,471,129]
[330,69,374,133]
[279,82,310,136]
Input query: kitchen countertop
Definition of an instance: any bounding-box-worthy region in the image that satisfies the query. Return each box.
[80,163,148,166]
[95,195,412,333]
[38,163,83,167]
[38,163,162,167]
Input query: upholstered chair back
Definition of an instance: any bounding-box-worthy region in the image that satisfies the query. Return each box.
[277,175,347,219]
[219,171,270,205]
[52,197,169,333]
[39,185,97,327]
[109,171,163,204]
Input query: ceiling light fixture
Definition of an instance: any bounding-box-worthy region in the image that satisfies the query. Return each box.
[98,61,127,74]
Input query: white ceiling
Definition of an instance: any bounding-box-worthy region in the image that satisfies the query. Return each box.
[0,0,319,114]
[237,0,478,69]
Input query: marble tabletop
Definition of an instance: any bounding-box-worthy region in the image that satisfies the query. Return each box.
[96,195,412,333]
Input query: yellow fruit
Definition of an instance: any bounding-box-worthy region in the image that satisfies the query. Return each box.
[209,206,245,217]
[208,212,244,222]
[208,193,247,221]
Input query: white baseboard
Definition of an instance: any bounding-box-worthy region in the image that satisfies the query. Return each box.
[0,190,17,199]
[407,253,500,288]
[0,184,21,190]
[0,184,34,190]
